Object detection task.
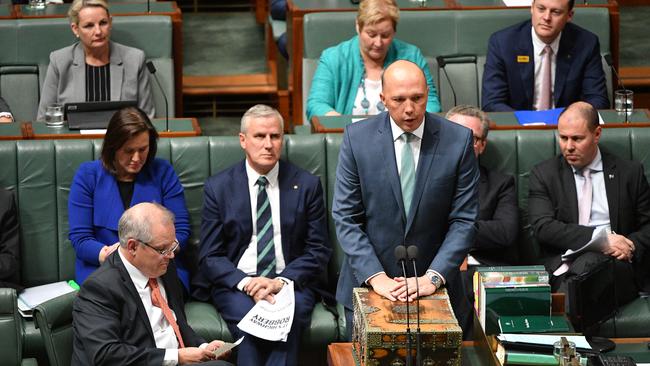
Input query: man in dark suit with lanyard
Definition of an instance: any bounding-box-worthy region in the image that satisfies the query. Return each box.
[72,202,232,365]
[482,0,609,112]
[333,60,479,339]
[529,102,650,311]
[194,104,331,365]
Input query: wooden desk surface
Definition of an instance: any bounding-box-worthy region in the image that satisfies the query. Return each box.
[9,118,201,140]
[287,0,619,126]
[13,2,185,116]
[311,109,650,133]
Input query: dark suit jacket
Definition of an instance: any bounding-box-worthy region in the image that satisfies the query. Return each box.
[192,160,331,300]
[528,150,650,279]
[0,97,11,114]
[472,166,519,265]
[0,188,21,290]
[481,20,609,112]
[72,251,204,366]
[333,112,479,316]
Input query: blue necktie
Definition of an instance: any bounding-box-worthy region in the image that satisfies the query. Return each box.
[256,176,276,278]
[400,132,415,216]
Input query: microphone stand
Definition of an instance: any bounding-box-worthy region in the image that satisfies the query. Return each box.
[436,56,458,108]
[407,246,421,366]
[395,245,412,366]
[604,54,629,124]
[146,61,170,132]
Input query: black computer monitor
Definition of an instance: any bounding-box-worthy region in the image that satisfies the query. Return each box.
[65,100,137,130]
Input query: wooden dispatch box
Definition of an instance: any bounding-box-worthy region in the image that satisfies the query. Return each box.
[352,287,462,366]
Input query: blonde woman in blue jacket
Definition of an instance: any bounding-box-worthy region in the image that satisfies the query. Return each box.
[306,0,440,122]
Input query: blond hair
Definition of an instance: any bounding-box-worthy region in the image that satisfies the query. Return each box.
[357,0,399,31]
[68,0,110,24]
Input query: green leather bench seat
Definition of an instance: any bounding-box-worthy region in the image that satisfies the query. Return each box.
[1,130,650,362]
[302,8,612,119]
[0,15,174,122]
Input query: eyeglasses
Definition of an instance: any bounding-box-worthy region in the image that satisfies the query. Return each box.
[134,238,179,257]
[473,135,485,145]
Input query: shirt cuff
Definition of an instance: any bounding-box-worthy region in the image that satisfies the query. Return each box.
[0,112,13,122]
[163,349,178,366]
[426,269,446,285]
[365,271,385,285]
[236,276,252,292]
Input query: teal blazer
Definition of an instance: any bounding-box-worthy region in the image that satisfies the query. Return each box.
[306,36,440,121]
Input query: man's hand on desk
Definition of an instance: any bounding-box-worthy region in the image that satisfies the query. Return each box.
[0,116,12,123]
[392,275,437,302]
[368,273,399,301]
[604,233,635,262]
[325,111,341,116]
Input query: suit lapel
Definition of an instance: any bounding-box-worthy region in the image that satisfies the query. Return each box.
[112,252,157,343]
[554,30,576,106]
[71,44,86,102]
[109,42,123,101]
[561,158,580,223]
[278,162,298,262]
[602,152,619,231]
[379,114,407,223]
[406,115,440,233]
[517,27,535,107]
[234,162,253,260]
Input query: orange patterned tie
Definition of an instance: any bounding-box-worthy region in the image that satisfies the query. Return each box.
[148,278,185,348]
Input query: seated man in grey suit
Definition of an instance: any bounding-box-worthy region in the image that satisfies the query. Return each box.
[446,105,519,266]
[529,102,649,313]
[72,202,232,366]
[0,97,13,122]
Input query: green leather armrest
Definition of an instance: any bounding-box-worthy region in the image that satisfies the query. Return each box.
[33,292,76,366]
[0,288,22,366]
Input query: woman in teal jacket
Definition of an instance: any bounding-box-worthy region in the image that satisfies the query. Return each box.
[306,0,440,122]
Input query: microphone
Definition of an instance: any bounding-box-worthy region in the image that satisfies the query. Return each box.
[436,56,458,108]
[407,245,421,366]
[395,245,412,366]
[603,54,629,124]
[145,61,170,132]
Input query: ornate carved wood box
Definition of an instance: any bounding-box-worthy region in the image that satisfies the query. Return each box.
[352,287,462,366]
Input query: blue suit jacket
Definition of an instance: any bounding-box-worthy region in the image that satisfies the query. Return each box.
[192,160,331,299]
[481,20,609,112]
[68,159,191,288]
[333,112,479,315]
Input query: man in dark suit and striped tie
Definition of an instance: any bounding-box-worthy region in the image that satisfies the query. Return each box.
[193,105,331,365]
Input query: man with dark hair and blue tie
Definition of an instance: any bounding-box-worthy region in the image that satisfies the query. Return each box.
[193,105,331,365]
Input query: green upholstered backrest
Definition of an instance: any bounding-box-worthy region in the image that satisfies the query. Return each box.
[0,15,174,121]
[3,127,649,287]
[302,8,612,114]
[33,292,76,366]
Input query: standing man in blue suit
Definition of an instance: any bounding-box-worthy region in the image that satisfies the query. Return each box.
[333,60,479,339]
[481,0,609,112]
[193,105,331,365]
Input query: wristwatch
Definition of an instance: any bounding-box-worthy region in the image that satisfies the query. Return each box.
[427,272,443,289]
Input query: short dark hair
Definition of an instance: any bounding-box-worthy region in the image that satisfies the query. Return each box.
[533,0,575,11]
[101,107,158,174]
[558,102,600,132]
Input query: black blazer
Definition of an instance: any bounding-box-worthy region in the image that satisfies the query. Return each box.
[528,150,650,274]
[0,188,21,290]
[72,251,204,366]
[472,166,519,265]
[0,97,11,114]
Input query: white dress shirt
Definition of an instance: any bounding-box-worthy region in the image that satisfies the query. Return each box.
[118,249,179,366]
[532,27,561,111]
[571,148,611,237]
[236,160,287,290]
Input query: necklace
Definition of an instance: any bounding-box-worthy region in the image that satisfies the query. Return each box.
[359,69,385,115]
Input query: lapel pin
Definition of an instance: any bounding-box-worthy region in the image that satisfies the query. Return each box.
[517,55,529,63]
[293,185,298,190]
[608,174,614,179]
